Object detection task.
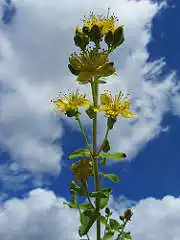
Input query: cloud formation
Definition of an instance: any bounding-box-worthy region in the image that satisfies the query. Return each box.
[0,189,179,240]
[0,0,179,193]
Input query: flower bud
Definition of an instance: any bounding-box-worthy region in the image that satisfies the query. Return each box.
[119,215,125,221]
[102,139,110,152]
[105,207,110,215]
[104,30,113,46]
[89,25,102,44]
[68,64,80,76]
[112,25,124,50]
[85,105,96,119]
[74,34,87,51]
[124,208,133,221]
[82,26,90,35]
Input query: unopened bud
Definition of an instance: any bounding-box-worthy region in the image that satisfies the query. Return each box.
[89,25,102,43]
[112,25,124,50]
[124,208,133,221]
[104,30,113,46]
[82,26,90,35]
[68,64,80,76]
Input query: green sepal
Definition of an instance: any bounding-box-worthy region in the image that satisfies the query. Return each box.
[65,109,78,118]
[68,64,80,76]
[102,139,110,152]
[107,117,117,129]
[99,172,120,183]
[68,148,90,160]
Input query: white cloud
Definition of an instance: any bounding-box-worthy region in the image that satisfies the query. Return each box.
[0,0,179,177]
[0,189,180,240]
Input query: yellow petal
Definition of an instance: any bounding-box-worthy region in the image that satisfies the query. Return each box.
[100,93,111,105]
[52,109,64,113]
[119,109,137,118]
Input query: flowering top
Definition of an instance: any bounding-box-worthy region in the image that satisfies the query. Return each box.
[98,90,137,119]
[51,89,91,115]
[82,11,118,36]
[69,49,116,84]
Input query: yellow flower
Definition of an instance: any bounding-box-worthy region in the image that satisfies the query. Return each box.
[98,90,137,119]
[82,11,118,36]
[69,49,116,84]
[51,89,91,113]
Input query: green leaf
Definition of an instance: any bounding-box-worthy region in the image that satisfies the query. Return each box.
[100,215,107,225]
[99,194,109,209]
[89,191,107,198]
[109,218,121,231]
[124,232,132,239]
[68,148,90,160]
[63,201,77,209]
[102,231,114,240]
[79,202,94,210]
[79,210,98,236]
[100,158,107,165]
[99,188,112,209]
[99,152,127,160]
[99,172,120,183]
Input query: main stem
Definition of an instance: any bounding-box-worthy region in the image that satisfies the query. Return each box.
[91,78,101,240]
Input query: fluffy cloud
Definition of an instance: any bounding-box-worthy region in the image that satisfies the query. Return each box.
[0,189,180,240]
[0,0,179,184]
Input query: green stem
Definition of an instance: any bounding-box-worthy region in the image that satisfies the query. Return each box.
[75,115,94,159]
[91,77,101,240]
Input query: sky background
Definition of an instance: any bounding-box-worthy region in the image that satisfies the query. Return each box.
[0,0,180,239]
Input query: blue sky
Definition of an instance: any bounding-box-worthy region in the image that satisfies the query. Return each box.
[0,0,180,239]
